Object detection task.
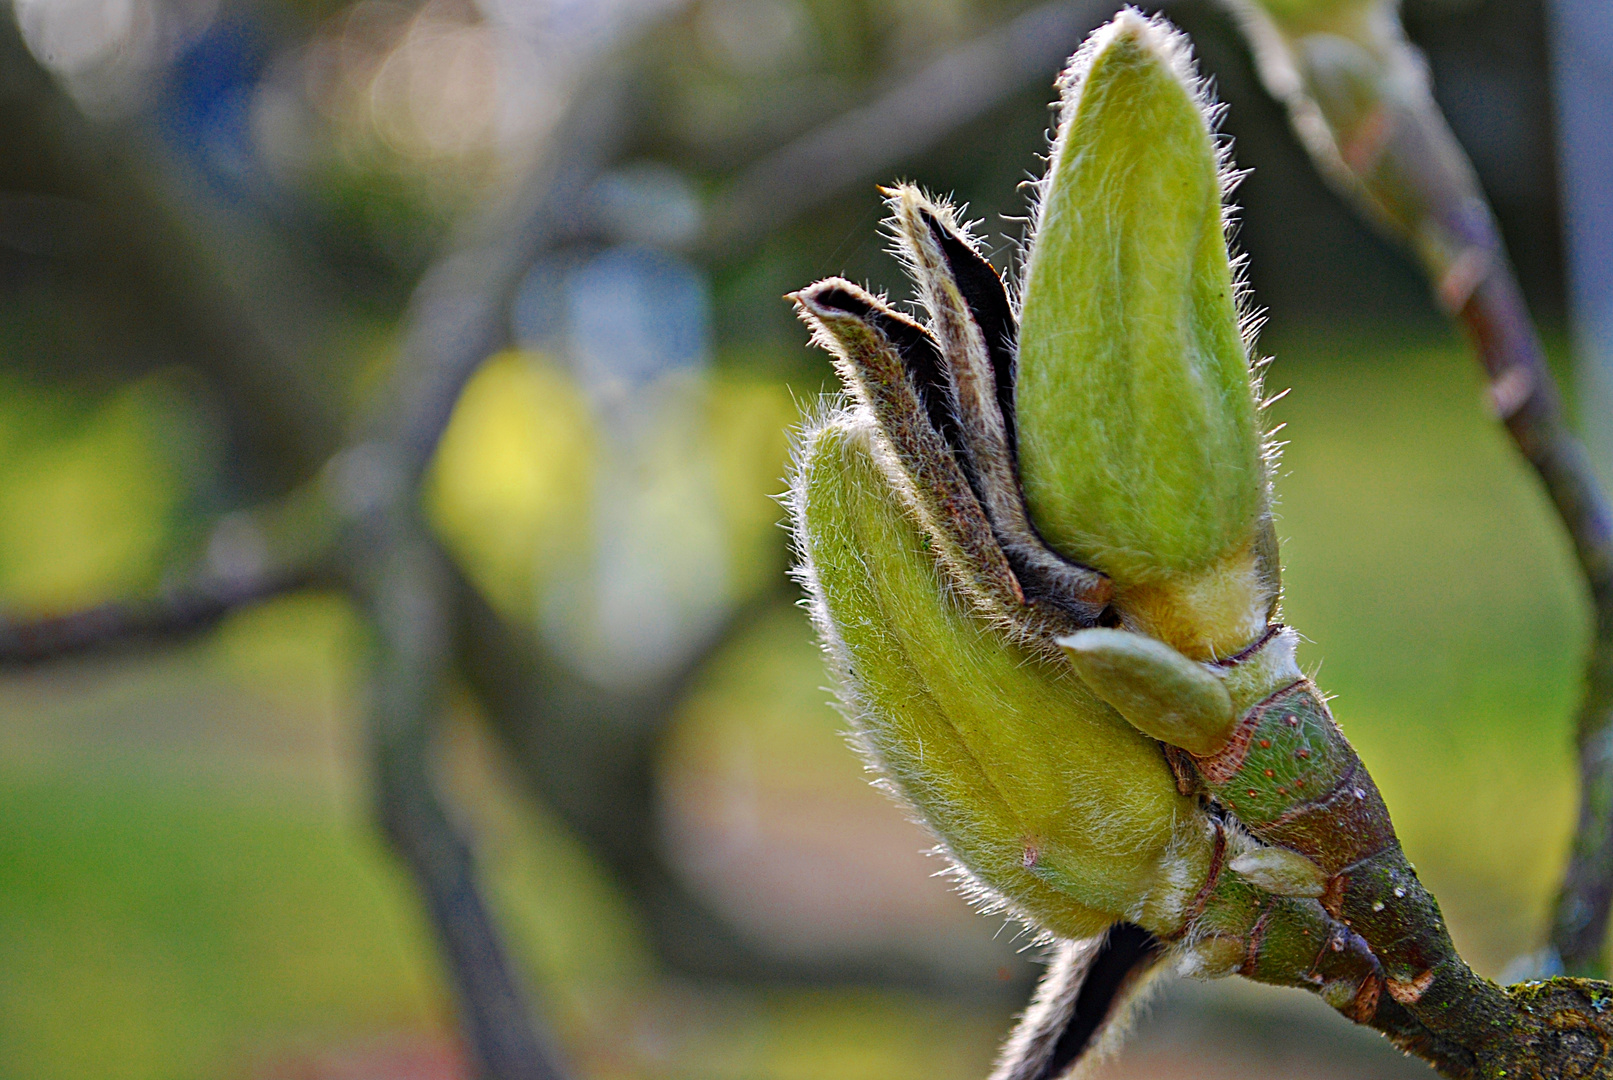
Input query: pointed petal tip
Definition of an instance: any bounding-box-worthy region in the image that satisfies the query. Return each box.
[1060,8,1203,116]
[1098,7,1193,66]
[1103,7,1165,51]
[792,277,861,313]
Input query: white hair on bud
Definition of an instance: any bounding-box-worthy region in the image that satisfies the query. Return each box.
[785,405,1038,939]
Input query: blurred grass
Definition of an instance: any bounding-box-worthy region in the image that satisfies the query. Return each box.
[0,328,1594,1075]
[0,765,451,1080]
[0,592,452,1080]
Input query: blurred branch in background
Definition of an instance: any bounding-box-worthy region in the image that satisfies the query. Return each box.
[702,0,1124,253]
[327,74,628,1080]
[361,509,567,1080]
[0,475,345,666]
[0,559,324,666]
[1550,0,1613,479]
[336,65,630,1079]
[1546,0,1613,975]
[364,73,629,481]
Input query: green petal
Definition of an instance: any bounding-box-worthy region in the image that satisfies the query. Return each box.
[1016,12,1264,585]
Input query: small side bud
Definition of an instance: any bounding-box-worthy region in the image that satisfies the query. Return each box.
[1228,846,1329,898]
[1058,628,1236,756]
[1176,935,1246,980]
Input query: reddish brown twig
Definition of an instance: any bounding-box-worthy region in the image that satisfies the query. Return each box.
[1226,0,1613,979]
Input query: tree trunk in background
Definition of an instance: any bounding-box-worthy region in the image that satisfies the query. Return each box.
[1548,0,1613,478]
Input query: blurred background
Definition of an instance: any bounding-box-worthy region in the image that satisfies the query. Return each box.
[0,0,1601,1077]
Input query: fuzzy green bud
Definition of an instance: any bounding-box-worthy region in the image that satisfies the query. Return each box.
[1015,13,1266,600]
[792,414,1213,939]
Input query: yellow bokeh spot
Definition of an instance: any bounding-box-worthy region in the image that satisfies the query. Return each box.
[0,379,182,615]
[705,374,798,601]
[426,349,595,617]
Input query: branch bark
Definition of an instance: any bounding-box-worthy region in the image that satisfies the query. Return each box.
[323,65,630,1079]
[0,478,347,667]
[0,564,325,667]
[1223,0,1613,980]
[359,508,567,1080]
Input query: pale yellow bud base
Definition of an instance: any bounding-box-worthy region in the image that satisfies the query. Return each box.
[1112,529,1276,662]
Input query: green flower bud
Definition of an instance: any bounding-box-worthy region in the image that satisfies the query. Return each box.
[791,413,1213,938]
[785,10,1326,971]
[1017,15,1263,579]
[1015,12,1275,658]
[783,18,1516,1064]
[1225,1,1492,309]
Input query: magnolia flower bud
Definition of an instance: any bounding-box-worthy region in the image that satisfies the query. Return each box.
[786,6,1286,954]
[786,17,1547,1067]
[1223,0,1494,310]
[1015,12,1277,659]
